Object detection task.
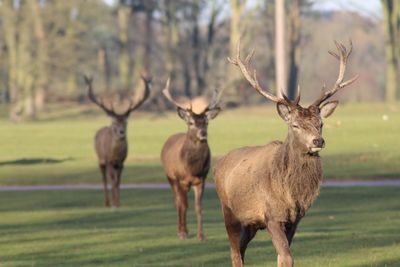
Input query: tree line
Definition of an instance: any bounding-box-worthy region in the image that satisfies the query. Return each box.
[0,0,393,122]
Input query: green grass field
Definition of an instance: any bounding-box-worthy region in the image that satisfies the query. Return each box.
[1,103,400,185]
[0,187,399,266]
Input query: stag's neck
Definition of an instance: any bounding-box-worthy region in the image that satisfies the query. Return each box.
[180,134,210,177]
[110,132,127,158]
[271,133,323,217]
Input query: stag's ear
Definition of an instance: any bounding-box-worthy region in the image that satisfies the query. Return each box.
[277,103,290,122]
[177,107,191,122]
[205,107,221,120]
[319,101,339,118]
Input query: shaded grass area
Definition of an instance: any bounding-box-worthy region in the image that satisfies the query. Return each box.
[1,103,400,185]
[0,187,399,266]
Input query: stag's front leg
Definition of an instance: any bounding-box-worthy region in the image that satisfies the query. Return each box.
[193,181,205,241]
[115,165,123,207]
[108,165,119,208]
[267,221,293,267]
[99,164,110,207]
[176,183,189,239]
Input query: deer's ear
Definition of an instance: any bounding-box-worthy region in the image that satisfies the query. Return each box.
[277,103,290,122]
[320,101,339,118]
[205,107,221,120]
[177,107,191,122]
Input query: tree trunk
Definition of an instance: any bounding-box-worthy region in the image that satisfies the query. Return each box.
[287,0,301,101]
[98,46,111,92]
[29,0,48,111]
[165,0,179,81]
[118,4,131,90]
[228,0,246,102]
[382,0,398,102]
[1,1,19,121]
[275,0,286,97]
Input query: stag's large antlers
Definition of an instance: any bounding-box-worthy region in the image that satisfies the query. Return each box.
[312,41,359,107]
[162,78,222,113]
[83,75,117,116]
[228,39,299,107]
[205,89,222,111]
[122,73,152,116]
[162,78,191,110]
[84,74,152,117]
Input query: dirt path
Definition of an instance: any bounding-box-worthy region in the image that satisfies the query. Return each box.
[0,180,400,191]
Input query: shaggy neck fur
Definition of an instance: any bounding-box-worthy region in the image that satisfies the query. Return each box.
[271,131,323,220]
[180,131,210,177]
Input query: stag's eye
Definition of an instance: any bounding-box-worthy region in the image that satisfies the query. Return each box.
[292,124,300,129]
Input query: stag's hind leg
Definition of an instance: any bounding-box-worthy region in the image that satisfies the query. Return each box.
[239,225,258,263]
[167,177,189,239]
[267,221,293,267]
[99,163,110,207]
[222,204,243,267]
[193,182,205,241]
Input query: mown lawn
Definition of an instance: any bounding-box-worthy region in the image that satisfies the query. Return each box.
[0,102,400,185]
[0,187,399,266]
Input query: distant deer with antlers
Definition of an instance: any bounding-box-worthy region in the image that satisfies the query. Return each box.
[84,74,151,207]
[214,41,357,267]
[161,79,221,240]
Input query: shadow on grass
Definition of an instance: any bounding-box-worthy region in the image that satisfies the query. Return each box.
[0,157,74,166]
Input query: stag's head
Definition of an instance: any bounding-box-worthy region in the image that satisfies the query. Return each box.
[162,78,221,142]
[229,40,358,155]
[83,74,152,140]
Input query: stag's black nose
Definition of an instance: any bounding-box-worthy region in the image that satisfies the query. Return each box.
[313,138,325,148]
[199,130,207,137]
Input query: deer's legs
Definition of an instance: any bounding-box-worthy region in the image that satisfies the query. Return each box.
[193,182,205,241]
[267,221,293,267]
[222,205,243,267]
[115,165,123,207]
[167,177,189,239]
[285,221,299,246]
[176,183,189,239]
[99,164,110,207]
[108,165,119,208]
[239,225,258,263]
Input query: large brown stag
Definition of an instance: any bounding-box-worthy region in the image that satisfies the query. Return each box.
[214,41,357,267]
[161,79,221,240]
[84,74,151,207]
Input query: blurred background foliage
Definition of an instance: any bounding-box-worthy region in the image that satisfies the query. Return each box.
[0,0,396,122]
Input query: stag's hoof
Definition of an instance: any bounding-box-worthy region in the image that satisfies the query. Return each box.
[178,231,188,240]
[197,233,205,241]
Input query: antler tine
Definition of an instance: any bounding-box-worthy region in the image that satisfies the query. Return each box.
[162,78,190,110]
[312,40,358,107]
[83,74,116,116]
[207,89,223,110]
[123,73,152,116]
[228,39,285,104]
[294,85,301,105]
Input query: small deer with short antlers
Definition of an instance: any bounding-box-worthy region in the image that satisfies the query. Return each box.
[161,79,221,240]
[84,74,151,207]
[214,40,357,267]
